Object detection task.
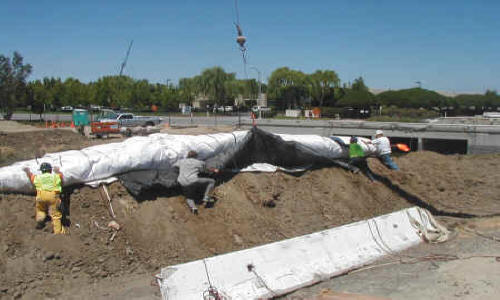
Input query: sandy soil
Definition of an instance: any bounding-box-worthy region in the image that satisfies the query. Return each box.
[0,123,499,299]
[0,121,47,133]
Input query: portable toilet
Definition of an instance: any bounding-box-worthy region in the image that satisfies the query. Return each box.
[72,109,90,126]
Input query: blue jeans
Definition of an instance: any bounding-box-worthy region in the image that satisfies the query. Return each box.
[182,177,216,207]
[379,154,399,170]
[350,157,375,181]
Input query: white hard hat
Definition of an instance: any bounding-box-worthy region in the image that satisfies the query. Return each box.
[375,130,383,135]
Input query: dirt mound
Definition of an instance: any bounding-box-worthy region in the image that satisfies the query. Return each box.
[1,167,410,299]
[370,151,500,216]
[1,129,500,299]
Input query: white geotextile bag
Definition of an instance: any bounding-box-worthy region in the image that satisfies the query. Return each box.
[278,134,377,158]
[0,131,250,193]
[0,130,377,194]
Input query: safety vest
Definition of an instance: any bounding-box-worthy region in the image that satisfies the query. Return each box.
[33,173,62,193]
[349,143,365,158]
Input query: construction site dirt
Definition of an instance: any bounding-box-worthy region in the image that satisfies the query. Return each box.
[1,124,499,299]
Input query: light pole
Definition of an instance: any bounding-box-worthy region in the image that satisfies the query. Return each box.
[249,66,262,104]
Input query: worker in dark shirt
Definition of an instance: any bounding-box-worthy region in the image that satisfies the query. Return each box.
[174,151,219,214]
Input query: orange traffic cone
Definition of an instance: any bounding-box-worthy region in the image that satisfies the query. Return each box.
[45,121,49,128]
[60,122,65,128]
[70,121,75,128]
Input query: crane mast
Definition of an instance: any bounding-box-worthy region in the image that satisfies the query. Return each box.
[119,40,134,76]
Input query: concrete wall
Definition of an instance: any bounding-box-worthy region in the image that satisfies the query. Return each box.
[242,120,500,154]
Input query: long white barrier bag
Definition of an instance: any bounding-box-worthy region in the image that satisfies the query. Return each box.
[0,129,376,194]
[157,207,448,300]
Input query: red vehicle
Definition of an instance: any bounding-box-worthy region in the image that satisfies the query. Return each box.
[91,121,120,138]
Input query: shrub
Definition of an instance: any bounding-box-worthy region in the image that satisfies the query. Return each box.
[368,106,439,122]
[319,107,343,118]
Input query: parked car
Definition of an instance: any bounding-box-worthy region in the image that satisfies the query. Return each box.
[252,106,271,112]
[61,106,73,112]
[97,109,162,127]
[217,106,234,112]
[90,105,101,111]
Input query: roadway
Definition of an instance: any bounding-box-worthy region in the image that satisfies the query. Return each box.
[11,112,244,126]
[10,113,500,154]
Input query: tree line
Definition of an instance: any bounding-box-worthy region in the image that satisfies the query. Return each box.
[1,51,499,117]
[267,67,500,115]
[1,52,261,116]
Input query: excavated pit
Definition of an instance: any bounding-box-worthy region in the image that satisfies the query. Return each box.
[1,127,499,299]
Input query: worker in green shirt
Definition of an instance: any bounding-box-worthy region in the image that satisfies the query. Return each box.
[349,137,375,182]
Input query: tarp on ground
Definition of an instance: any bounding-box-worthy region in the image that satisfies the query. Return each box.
[0,128,377,195]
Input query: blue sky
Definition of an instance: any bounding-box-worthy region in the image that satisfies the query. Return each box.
[1,0,499,93]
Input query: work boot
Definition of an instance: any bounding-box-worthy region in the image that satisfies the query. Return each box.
[191,207,198,215]
[203,196,215,203]
[35,221,45,230]
[203,197,215,208]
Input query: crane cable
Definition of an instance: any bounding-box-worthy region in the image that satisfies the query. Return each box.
[233,0,248,76]
[234,0,241,25]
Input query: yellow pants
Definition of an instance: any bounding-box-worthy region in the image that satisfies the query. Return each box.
[35,190,66,234]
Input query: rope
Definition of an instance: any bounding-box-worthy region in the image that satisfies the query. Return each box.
[202,259,222,300]
[367,219,405,261]
[247,263,277,297]
[461,226,500,243]
[365,215,498,270]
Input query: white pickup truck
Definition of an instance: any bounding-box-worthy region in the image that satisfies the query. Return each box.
[98,110,161,127]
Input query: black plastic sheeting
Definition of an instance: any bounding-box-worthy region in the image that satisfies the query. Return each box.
[119,127,353,197]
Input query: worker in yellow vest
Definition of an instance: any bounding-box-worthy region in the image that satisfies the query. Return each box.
[23,163,67,234]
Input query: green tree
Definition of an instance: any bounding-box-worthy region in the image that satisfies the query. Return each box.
[0,51,32,117]
[268,67,308,110]
[26,80,51,118]
[198,66,236,107]
[308,70,340,107]
[377,88,448,109]
[154,84,178,111]
[228,79,258,101]
[484,90,500,109]
[351,76,369,92]
[178,77,198,106]
[93,76,134,109]
[130,79,152,110]
[336,90,374,108]
[43,77,65,108]
[62,77,90,107]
